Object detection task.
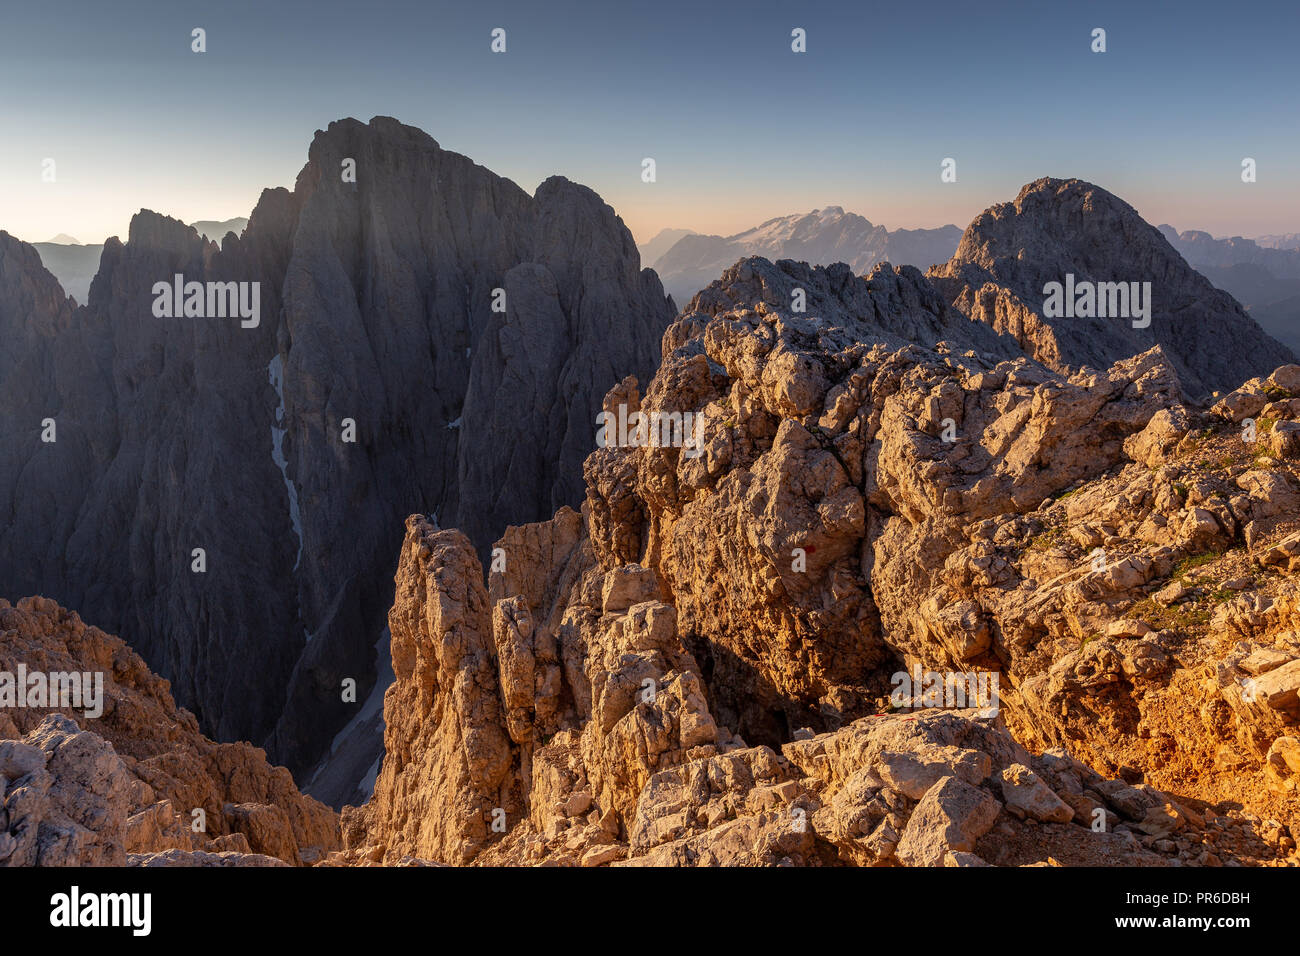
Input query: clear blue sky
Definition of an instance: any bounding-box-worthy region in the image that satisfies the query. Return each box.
[2,0,1297,245]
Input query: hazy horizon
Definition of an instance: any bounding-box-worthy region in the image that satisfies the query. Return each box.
[3,0,1297,247]
[15,185,1292,255]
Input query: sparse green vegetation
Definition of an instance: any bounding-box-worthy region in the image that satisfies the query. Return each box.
[1171,550,1222,582]
[1128,594,1211,631]
[1026,525,1066,551]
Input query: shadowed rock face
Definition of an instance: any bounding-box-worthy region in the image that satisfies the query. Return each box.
[928,177,1295,398]
[0,116,674,781]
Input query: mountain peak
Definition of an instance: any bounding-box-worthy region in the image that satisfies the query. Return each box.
[315,115,441,151]
[0,116,675,792]
[651,207,958,304]
[929,177,1294,396]
[125,208,208,251]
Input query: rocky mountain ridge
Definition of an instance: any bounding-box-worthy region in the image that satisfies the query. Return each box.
[6,167,1299,858]
[0,116,675,795]
[8,247,1300,865]
[322,254,1300,866]
[30,220,250,304]
[928,178,1294,397]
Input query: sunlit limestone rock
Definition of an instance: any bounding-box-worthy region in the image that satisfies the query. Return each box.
[0,596,338,866]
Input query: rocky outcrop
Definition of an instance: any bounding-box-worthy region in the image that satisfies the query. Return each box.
[330,253,1297,866]
[0,596,338,865]
[652,207,960,305]
[9,166,1300,866]
[0,116,675,787]
[335,522,1268,866]
[928,178,1294,397]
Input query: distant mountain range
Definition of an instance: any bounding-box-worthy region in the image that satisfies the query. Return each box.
[648,207,962,306]
[1157,225,1300,355]
[31,218,250,303]
[636,227,696,268]
[1255,233,1300,251]
[191,217,250,242]
[646,214,1300,358]
[30,241,104,305]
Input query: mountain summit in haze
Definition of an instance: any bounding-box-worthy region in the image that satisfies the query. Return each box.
[636,227,696,269]
[31,240,104,304]
[651,207,961,304]
[191,217,250,242]
[1156,224,1300,356]
[1256,233,1300,251]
